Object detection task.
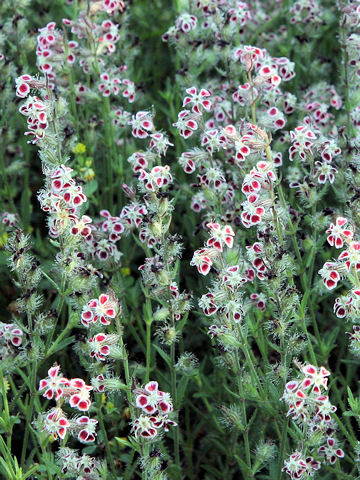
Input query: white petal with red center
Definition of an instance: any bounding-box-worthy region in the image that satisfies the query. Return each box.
[136,394,149,408]
[145,381,158,393]
[39,379,48,390]
[48,365,60,378]
[303,365,317,376]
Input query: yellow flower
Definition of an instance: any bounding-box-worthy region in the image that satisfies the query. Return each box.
[72,143,87,155]
[2,378,10,392]
[116,437,129,448]
[83,168,95,182]
[121,267,131,276]
[122,407,131,419]
[105,401,115,414]
[0,233,8,248]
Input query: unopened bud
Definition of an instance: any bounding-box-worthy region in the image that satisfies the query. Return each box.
[153,307,170,321]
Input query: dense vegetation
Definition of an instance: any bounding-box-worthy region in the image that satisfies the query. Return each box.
[1,1,360,479]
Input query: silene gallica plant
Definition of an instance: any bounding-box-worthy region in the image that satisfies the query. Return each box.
[1,0,360,479]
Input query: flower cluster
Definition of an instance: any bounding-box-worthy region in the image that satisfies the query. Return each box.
[282,364,344,478]
[39,365,97,443]
[18,94,48,143]
[241,159,276,228]
[289,0,322,25]
[57,447,105,479]
[282,452,320,480]
[39,365,93,411]
[1,212,17,228]
[289,125,340,185]
[81,209,125,262]
[0,323,23,348]
[162,13,197,41]
[36,22,78,85]
[4,0,360,478]
[319,216,359,296]
[38,163,88,239]
[81,293,118,327]
[132,381,177,439]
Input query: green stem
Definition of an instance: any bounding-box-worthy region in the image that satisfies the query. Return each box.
[101,96,116,210]
[116,319,135,420]
[265,145,284,246]
[277,417,289,479]
[20,361,37,467]
[41,270,61,290]
[235,354,251,470]
[333,413,357,449]
[45,273,66,353]
[96,394,117,478]
[237,325,264,398]
[339,9,353,140]
[145,320,152,384]
[171,341,180,467]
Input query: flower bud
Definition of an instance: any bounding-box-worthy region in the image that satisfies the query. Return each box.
[157,325,178,345]
[175,352,198,375]
[153,307,170,321]
[157,270,170,286]
[109,345,126,361]
[254,441,276,465]
[303,237,315,252]
[203,188,217,203]
[220,404,244,432]
[158,197,169,217]
[149,221,163,238]
[104,378,127,392]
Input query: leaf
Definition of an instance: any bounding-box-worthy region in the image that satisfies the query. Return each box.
[23,464,40,479]
[234,455,254,477]
[20,186,32,232]
[176,375,189,406]
[115,436,141,453]
[0,457,13,479]
[83,179,98,196]
[175,311,189,334]
[47,336,75,356]
[165,463,182,480]
[153,344,172,368]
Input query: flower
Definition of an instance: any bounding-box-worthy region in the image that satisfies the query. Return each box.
[43,408,69,440]
[301,365,330,394]
[39,365,70,401]
[68,378,93,412]
[190,248,217,275]
[318,262,341,290]
[173,110,199,138]
[201,129,227,154]
[88,333,118,361]
[72,143,87,155]
[206,222,235,251]
[326,217,353,249]
[138,166,173,191]
[130,111,154,138]
[175,13,197,34]
[182,86,212,114]
[0,323,23,347]
[76,416,98,443]
[318,438,345,465]
[98,72,122,97]
[70,215,93,238]
[132,415,158,439]
[81,294,118,327]
[134,381,173,415]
